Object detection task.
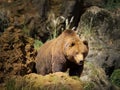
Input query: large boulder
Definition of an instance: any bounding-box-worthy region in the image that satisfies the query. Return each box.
[77,6,120,77]
[80,61,118,90]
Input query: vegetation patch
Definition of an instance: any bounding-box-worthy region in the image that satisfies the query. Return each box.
[34,39,43,50]
[104,0,120,10]
[5,72,83,90]
[110,69,120,87]
[83,82,94,90]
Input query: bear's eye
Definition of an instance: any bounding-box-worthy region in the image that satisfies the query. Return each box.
[70,43,75,47]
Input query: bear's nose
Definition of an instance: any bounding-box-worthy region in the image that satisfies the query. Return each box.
[79,61,84,65]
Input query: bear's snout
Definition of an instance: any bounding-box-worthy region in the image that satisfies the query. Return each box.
[78,61,84,65]
[74,53,84,64]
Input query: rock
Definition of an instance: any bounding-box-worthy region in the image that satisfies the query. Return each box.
[77,6,120,77]
[81,61,113,90]
[63,0,105,28]
[0,0,106,42]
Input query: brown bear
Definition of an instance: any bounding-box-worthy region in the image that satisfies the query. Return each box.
[35,30,89,77]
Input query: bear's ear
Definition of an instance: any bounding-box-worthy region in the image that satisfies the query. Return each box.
[83,40,88,47]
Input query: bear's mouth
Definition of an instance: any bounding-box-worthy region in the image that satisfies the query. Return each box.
[78,61,84,66]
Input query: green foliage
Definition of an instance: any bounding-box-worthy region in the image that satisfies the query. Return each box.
[47,13,75,40]
[6,79,16,90]
[110,69,120,87]
[34,39,43,50]
[23,25,30,36]
[47,13,62,39]
[5,77,70,90]
[5,79,37,90]
[84,82,94,90]
[104,0,120,10]
[80,17,95,38]
[65,16,75,30]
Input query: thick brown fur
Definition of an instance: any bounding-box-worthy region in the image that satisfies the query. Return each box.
[35,30,89,77]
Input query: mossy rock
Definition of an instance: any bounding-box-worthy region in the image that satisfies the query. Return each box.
[5,72,83,90]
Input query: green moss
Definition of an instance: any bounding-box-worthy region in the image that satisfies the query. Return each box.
[5,79,16,90]
[34,39,43,50]
[104,0,120,10]
[84,82,94,90]
[110,69,120,87]
[85,62,99,76]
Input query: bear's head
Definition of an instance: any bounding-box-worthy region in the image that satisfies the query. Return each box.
[62,30,89,65]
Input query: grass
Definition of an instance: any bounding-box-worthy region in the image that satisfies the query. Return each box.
[104,0,120,10]
[6,79,16,90]
[47,13,62,39]
[23,25,30,36]
[47,13,75,40]
[34,39,43,50]
[79,17,96,38]
[83,82,94,90]
[110,69,120,87]
[80,61,110,90]
[65,16,75,30]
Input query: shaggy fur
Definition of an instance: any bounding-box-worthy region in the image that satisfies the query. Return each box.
[35,30,89,77]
